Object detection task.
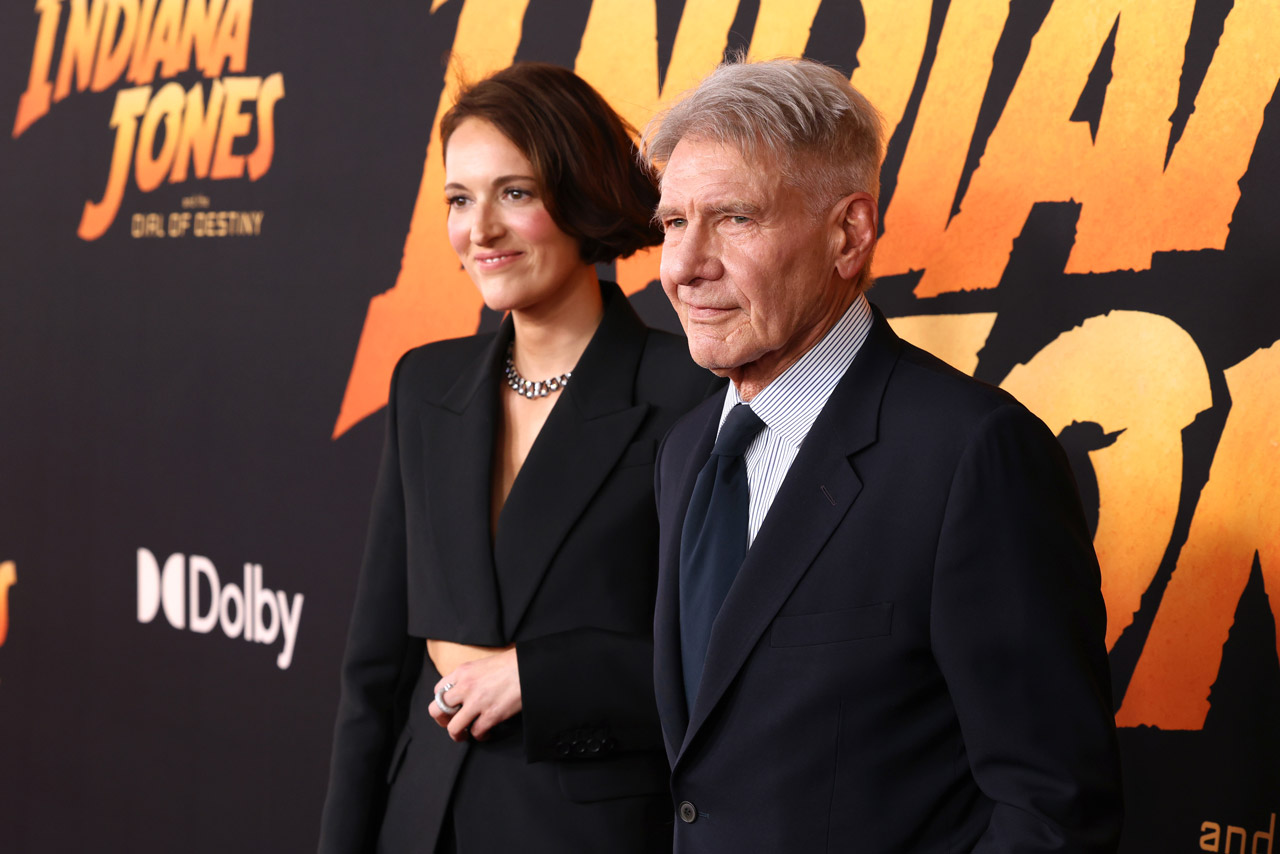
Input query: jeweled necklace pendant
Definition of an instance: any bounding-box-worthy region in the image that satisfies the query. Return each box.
[504,343,572,399]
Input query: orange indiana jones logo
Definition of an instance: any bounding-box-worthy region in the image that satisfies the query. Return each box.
[0,561,15,649]
[11,0,285,240]
[334,0,1278,437]
[332,0,1280,735]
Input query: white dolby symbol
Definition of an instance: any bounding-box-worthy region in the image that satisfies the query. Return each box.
[136,548,304,670]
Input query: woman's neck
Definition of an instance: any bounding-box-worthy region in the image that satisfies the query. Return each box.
[509,266,604,378]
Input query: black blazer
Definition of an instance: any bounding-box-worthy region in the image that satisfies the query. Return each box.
[320,283,717,853]
[653,306,1124,853]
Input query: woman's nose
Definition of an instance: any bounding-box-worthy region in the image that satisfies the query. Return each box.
[470,202,503,244]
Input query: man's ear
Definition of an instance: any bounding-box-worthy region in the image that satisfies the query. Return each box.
[833,192,877,282]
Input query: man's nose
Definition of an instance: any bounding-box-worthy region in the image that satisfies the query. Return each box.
[662,223,722,287]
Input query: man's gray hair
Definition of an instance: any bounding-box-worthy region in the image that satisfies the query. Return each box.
[640,57,885,206]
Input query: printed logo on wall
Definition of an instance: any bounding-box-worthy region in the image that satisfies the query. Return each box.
[136,548,303,670]
[0,560,14,688]
[11,0,285,241]
[1198,814,1277,854]
[332,0,1280,737]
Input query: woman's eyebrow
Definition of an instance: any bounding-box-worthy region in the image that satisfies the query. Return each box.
[444,174,537,193]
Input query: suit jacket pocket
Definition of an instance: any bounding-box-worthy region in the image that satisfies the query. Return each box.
[385,726,413,784]
[770,602,893,648]
[557,751,669,803]
[615,439,657,469]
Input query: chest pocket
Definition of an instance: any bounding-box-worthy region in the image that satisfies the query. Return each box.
[770,602,894,647]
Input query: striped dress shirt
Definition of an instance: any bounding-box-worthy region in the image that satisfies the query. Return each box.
[715,293,874,546]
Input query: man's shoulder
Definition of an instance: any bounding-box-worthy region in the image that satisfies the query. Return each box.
[888,338,1019,419]
[878,338,1061,462]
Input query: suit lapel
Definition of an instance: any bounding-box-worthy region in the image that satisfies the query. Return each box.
[653,395,722,758]
[677,309,903,763]
[421,326,508,643]
[493,285,651,639]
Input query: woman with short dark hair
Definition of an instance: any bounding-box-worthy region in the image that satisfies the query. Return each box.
[318,63,713,853]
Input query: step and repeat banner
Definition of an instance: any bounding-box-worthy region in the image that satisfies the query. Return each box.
[1,0,1276,851]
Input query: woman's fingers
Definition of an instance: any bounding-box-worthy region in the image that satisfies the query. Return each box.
[447,700,479,742]
[429,649,522,742]
[428,680,459,727]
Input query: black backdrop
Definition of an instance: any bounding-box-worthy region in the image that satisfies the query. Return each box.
[1,1,1276,851]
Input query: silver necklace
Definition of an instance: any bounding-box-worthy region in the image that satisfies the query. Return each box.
[504,343,572,399]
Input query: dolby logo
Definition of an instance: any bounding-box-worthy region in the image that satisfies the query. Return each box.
[136,548,304,670]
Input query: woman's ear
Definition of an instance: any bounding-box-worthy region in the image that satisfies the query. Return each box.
[833,192,878,283]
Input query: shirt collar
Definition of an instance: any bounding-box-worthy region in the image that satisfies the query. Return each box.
[720,293,874,446]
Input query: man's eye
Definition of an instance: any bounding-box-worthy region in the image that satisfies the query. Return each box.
[666,218,686,230]
[730,215,751,225]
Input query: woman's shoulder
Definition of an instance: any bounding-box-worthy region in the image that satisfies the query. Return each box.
[393,332,497,396]
[635,328,724,406]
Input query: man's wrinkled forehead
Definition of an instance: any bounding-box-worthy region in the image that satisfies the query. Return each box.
[656,134,789,189]
[658,138,760,200]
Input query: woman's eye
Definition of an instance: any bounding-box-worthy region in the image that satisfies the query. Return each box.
[505,188,531,200]
[446,196,469,208]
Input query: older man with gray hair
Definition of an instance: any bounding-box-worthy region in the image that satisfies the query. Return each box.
[644,57,1123,852]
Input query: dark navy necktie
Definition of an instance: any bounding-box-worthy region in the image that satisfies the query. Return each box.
[679,403,766,710]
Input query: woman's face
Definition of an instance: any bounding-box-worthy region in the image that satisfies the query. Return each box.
[444,118,587,315]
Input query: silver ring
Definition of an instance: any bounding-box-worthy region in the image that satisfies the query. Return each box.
[435,682,461,715]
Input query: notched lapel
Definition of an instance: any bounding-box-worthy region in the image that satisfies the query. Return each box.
[680,456,862,757]
[492,283,654,639]
[677,308,903,761]
[653,399,722,756]
[494,399,649,638]
[420,330,507,643]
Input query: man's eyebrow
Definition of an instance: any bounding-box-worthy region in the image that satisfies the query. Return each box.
[654,204,683,222]
[653,199,762,221]
[708,199,762,217]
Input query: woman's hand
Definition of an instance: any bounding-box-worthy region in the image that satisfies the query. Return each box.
[428,646,522,742]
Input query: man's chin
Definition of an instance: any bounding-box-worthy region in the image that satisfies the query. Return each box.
[687,335,757,373]
[686,343,737,375]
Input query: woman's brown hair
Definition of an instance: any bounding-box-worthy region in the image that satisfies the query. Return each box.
[440,62,662,265]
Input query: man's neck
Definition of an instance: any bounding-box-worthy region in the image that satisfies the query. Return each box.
[727,298,858,401]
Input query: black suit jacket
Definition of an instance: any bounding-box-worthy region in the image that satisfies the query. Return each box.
[320,283,717,853]
[653,306,1123,853]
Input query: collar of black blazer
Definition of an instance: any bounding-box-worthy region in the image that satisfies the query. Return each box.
[424,280,654,643]
[437,280,649,420]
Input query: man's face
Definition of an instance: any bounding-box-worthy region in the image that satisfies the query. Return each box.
[656,137,858,397]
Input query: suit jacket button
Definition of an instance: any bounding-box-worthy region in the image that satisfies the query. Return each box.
[678,801,697,823]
